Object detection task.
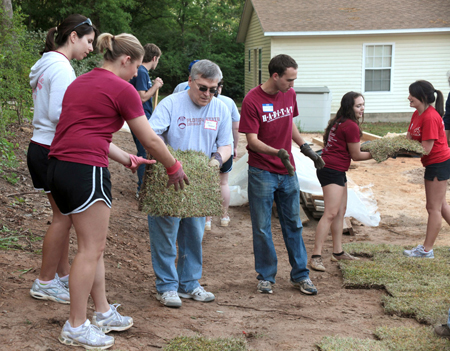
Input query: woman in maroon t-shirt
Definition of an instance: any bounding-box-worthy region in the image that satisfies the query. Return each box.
[403,80,449,258]
[309,92,372,272]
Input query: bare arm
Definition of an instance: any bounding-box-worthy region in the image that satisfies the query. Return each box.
[422,139,435,154]
[108,142,133,165]
[246,133,279,156]
[349,142,372,161]
[137,78,163,104]
[126,115,176,168]
[217,144,232,164]
[292,124,307,148]
[232,121,240,158]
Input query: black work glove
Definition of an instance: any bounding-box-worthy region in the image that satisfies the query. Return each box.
[300,143,325,169]
[277,149,295,176]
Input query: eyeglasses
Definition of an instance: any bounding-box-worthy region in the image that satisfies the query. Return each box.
[73,18,92,30]
[193,80,218,95]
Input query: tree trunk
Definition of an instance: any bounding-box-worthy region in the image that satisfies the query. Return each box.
[1,0,13,19]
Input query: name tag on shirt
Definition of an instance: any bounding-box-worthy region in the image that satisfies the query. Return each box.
[262,104,273,112]
[204,120,218,130]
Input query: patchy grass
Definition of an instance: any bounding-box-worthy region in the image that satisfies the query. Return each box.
[362,122,410,137]
[339,243,450,325]
[0,225,42,251]
[361,135,426,162]
[140,146,222,218]
[318,326,450,350]
[163,336,247,351]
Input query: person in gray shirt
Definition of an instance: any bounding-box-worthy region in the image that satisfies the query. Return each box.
[148,59,232,308]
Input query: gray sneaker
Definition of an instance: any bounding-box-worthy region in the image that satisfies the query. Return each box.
[92,304,133,333]
[178,286,215,302]
[59,319,114,350]
[30,278,70,304]
[290,278,318,295]
[55,273,69,290]
[257,280,273,294]
[156,290,182,307]
[403,244,434,258]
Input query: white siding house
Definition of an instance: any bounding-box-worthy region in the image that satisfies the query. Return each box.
[237,0,450,123]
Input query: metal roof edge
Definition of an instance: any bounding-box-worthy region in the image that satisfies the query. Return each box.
[264,28,450,37]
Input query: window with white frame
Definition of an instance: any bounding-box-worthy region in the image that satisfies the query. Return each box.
[364,44,392,92]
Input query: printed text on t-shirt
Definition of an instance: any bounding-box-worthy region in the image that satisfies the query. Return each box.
[262,106,293,123]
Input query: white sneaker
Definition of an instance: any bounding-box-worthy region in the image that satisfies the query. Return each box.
[30,277,70,304]
[55,273,69,290]
[156,290,182,307]
[220,216,230,227]
[205,221,212,231]
[178,286,215,302]
[403,244,434,258]
[59,319,114,349]
[92,304,133,333]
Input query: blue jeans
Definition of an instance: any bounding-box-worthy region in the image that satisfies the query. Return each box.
[131,121,149,192]
[447,308,450,328]
[248,166,309,284]
[147,215,205,293]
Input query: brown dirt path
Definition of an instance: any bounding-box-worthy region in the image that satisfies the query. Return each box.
[1,124,443,350]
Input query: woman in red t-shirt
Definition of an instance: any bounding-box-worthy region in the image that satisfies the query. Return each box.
[403,80,449,259]
[49,33,188,349]
[310,92,372,272]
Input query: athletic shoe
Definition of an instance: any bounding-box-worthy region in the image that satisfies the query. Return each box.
[55,273,69,290]
[220,216,230,227]
[30,277,70,304]
[257,280,273,294]
[435,324,450,339]
[156,290,182,307]
[290,278,318,295]
[205,221,212,231]
[403,244,434,258]
[92,304,133,333]
[59,319,114,350]
[178,286,215,302]
[331,251,360,262]
[309,256,326,271]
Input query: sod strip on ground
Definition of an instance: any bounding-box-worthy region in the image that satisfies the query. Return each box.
[360,135,426,162]
[317,325,450,351]
[164,336,247,351]
[338,243,450,325]
[139,147,223,218]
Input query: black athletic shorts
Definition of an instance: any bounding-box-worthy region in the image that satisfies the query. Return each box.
[316,167,347,187]
[27,142,51,193]
[47,158,112,215]
[220,154,233,174]
[424,158,450,181]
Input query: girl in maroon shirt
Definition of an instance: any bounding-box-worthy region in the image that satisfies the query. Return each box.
[310,92,372,272]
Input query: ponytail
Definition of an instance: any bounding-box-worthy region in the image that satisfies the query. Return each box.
[97,33,144,62]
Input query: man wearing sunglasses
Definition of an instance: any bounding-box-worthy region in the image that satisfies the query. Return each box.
[147,59,233,308]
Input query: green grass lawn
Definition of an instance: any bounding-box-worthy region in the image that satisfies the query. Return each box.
[362,122,410,137]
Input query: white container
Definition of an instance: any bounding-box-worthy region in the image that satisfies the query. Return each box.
[294,86,332,132]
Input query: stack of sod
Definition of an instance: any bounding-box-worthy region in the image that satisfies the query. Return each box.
[360,135,427,163]
[139,146,222,218]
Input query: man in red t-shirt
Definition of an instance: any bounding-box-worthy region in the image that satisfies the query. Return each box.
[239,54,324,296]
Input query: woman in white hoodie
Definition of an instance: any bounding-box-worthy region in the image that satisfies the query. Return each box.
[28,14,97,304]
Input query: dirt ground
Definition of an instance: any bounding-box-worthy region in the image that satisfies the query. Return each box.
[1,123,449,351]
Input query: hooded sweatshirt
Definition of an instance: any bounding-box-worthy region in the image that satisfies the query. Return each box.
[29,51,76,145]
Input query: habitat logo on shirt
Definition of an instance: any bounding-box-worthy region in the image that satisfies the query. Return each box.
[262,106,293,123]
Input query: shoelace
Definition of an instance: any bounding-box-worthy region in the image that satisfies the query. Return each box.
[193,286,206,295]
[87,324,106,339]
[109,303,124,323]
[165,291,179,297]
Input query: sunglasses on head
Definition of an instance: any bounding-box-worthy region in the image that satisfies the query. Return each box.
[73,18,92,30]
[193,80,218,94]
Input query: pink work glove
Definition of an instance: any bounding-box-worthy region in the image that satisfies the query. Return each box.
[166,160,189,191]
[125,154,156,173]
